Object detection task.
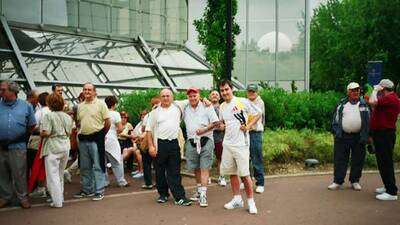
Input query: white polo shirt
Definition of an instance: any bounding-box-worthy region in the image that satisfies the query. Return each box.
[145,104,181,140]
[183,102,219,139]
[219,96,262,146]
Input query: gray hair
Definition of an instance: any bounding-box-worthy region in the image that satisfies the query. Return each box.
[1,80,20,94]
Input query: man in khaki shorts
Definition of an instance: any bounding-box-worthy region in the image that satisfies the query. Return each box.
[218,80,262,214]
[183,87,219,207]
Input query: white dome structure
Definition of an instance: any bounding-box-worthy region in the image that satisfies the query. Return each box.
[257,31,293,53]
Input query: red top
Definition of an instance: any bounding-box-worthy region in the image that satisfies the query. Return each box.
[370,92,400,131]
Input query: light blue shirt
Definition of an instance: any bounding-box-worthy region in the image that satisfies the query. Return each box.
[0,99,36,150]
[183,102,219,139]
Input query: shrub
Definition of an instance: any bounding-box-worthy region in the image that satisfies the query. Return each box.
[119,88,343,130]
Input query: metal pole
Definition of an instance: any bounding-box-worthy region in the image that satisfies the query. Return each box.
[226,0,233,81]
[274,0,279,87]
[304,0,310,91]
[244,0,249,87]
[0,16,36,90]
[138,35,178,92]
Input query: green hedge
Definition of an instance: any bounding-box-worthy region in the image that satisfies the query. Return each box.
[263,129,400,167]
[119,88,343,130]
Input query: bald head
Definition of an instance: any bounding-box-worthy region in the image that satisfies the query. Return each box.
[160,88,173,107]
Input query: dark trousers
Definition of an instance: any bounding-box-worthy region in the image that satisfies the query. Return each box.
[142,150,153,186]
[333,133,366,184]
[249,131,265,186]
[155,139,186,200]
[372,129,398,195]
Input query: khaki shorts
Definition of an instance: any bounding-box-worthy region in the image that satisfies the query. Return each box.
[220,144,250,177]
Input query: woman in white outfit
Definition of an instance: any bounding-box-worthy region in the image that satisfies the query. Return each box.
[104,96,129,187]
[40,93,73,208]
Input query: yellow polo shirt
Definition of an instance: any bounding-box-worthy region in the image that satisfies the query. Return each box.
[77,98,109,135]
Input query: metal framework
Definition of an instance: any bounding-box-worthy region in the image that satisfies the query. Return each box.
[0,16,214,99]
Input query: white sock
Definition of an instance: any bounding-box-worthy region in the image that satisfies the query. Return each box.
[197,184,201,193]
[247,198,255,206]
[234,195,242,202]
[200,186,207,195]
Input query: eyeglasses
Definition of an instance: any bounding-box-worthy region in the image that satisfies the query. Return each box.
[349,88,360,92]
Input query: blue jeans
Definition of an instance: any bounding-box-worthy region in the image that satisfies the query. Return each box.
[249,131,265,186]
[79,141,106,194]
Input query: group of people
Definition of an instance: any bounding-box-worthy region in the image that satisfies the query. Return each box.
[329,79,400,201]
[0,77,398,215]
[0,79,266,214]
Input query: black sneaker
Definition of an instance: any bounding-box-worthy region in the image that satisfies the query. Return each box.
[174,198,192,206]
[157,196,168,203]
[92,193,104,201]
[73,191,95,199]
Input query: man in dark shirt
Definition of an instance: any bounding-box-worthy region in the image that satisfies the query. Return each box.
[369,79,400,201]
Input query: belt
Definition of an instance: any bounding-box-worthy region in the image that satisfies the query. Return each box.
[158,138,177,143]
[249,130,263,134]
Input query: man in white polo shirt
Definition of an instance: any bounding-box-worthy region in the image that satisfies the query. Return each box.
[218,80,262,214]
[183,87,219,207]
[146,88,192,206]
[329,82,370,191]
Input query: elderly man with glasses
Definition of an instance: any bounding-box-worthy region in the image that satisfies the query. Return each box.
[329,82,370,191]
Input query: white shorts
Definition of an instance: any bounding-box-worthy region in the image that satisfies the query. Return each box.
[220,144,250,177]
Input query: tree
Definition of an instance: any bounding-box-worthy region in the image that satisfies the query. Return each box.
[194,1,241,84]
[310,0,400,91]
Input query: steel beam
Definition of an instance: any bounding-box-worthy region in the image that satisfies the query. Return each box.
[0,78,182,91]
[138,36,177,92]
[0,16,36,90]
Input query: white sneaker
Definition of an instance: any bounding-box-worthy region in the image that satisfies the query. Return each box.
[255,186,264,194]
[199,193,208,207]
[64,170,72,183]
[240,183,245,190]
[351,183,362,191]
[375,187,386,194]
[218,177,227,187]
[328,182,343,190]
[132,172,144,179]
[248,203,258,214]
[224,198,244,210]
[376,193,398,201]
[29,187,47,198]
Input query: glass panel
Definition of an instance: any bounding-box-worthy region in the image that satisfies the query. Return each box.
[111,5,130,37]
[0,57,22,80]
[233,0,276,85]
[276,0,305,90]
[141,0,165,42]
[172,74,213,89]
[157,49,208,70]
[79,0,111,34]
[42,0,69,26]
[2,0,41,24]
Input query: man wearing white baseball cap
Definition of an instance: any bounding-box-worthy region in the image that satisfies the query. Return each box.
[369,79,400,201]
[329,82,370,191]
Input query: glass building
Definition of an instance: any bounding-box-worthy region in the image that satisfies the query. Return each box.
[0,0,214,100]
[187,0,317,91]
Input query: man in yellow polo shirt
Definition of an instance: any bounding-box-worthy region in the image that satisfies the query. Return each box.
[74,83,110,201]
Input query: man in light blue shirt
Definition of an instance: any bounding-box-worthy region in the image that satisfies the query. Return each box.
[0,81,36,209]
[183,87,219,207]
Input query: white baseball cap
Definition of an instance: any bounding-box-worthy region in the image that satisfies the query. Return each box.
[347,82,360,90]
[379,79,394,89]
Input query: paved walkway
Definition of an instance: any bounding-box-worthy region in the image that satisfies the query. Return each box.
[0,173,399,225]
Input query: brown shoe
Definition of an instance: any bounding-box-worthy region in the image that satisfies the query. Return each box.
[0,198,8,208]
[20,200,31,209]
